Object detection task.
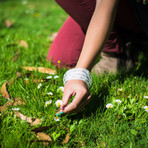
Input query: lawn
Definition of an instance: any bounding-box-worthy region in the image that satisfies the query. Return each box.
[0,0,148,147]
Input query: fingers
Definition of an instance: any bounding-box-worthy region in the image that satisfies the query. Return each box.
[63,94,91,114]
[67,95,91,114]
[59,80,90,115]
[60,88,73,110]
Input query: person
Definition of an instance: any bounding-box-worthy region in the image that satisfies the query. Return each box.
[47,0,148,114]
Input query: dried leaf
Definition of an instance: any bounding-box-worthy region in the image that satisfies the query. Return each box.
[32,79,44,83]
[13,97,25,106]
[23,66,56,74]
[13,50,19,61]
[25,79,48,84]
[20,40,28,48]
[5,100,13,106]
[24,79,45,84]
[62,133,70,144]
[0,106,7,113]
[0,78,15,99]
[0,100,13,113]
[14,111,33,123]
[37,67,56,74]
[0,97,24,113]
[36,132,52,146]
[5,19,12,27]
[31,118,42,126]
[26,117,33,123]
[1,82,11,99]
[36,132,52,141]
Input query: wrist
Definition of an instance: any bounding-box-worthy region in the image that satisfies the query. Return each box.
[63,68,92,89]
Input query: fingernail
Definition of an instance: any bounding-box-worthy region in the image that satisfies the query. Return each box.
[144,1,148,5]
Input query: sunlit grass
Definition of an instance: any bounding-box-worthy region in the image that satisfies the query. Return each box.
[0,0,148,147]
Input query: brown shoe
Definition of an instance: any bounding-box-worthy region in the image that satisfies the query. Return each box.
[92,43,134,74]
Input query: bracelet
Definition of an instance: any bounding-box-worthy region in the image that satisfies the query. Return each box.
[63,68,92,89]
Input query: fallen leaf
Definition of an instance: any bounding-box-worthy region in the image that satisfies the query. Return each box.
[0,78,15,99]
[13,111,33,123]
[24,79,45,84]
[13,50,19,61]
[13,97,25,106]
[0,82,11,99]
[36,132,52,141]
[36,132,52,146]
[5,19,12,27]
[23,66,56,74]
[26,117,33,123]
[31,118,42,126]
[5,100,14,106]
[20,40,28,48]
[62,133,70,144]
[0,98,25,113]
[32,79,44,83]
[0,106,7,113]
[0,100,13,113]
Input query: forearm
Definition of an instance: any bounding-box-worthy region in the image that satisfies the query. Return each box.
[76,0,119,71]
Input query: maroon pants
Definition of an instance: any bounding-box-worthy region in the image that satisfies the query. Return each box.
[47,0,142,67]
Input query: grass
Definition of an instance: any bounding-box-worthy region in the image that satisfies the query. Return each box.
[0,0,148,147]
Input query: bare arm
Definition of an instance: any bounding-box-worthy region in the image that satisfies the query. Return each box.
[76,0,119,71]
[60,0,119,114]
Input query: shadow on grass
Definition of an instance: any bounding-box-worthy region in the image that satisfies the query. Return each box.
[68,51,148,121]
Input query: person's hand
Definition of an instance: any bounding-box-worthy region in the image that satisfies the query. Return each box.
[60,80,91,114]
